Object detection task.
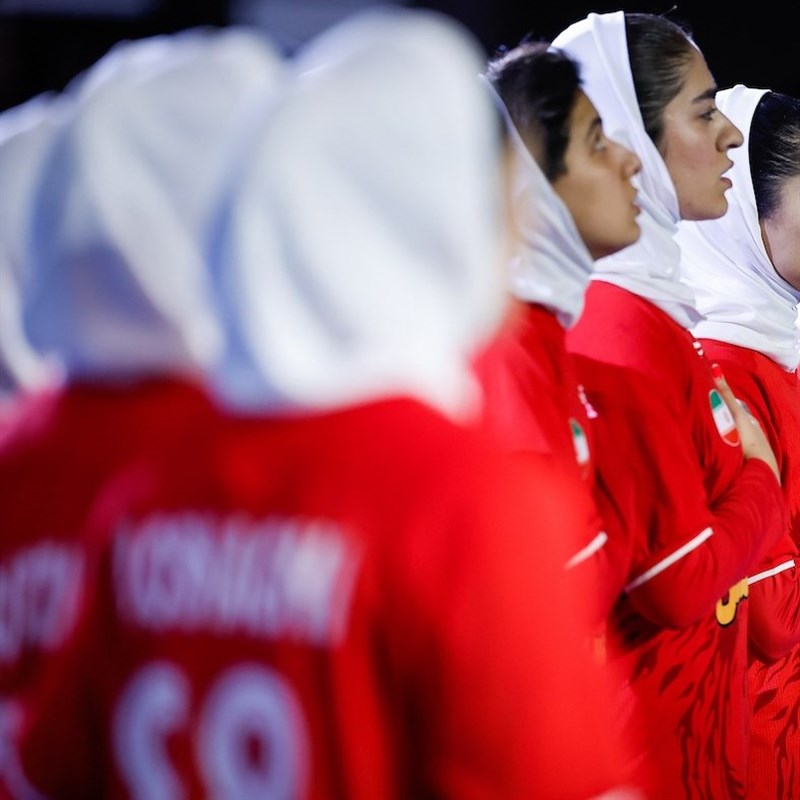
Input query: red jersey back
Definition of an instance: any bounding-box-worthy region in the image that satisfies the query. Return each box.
[18,397,632,800]
[0,378,216,696]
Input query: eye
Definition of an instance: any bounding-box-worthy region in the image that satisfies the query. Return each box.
[700,106,719,122]
[592,130,608,152]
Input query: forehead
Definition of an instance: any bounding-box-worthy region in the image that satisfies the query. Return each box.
[670,48,715,106]
[567,90,599,138]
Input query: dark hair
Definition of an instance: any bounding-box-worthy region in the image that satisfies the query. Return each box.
[624,13,695,150]
[485,39,581,181]
[749,91,800,221]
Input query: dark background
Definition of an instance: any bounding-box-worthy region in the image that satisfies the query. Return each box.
[0,0,797,113]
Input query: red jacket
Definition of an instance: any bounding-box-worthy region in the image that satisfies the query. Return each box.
[567,280,788,800]
[698,339,800,800]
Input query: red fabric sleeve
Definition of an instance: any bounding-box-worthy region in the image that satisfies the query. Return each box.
[711,356,800,661]
[748,550,800,662]
[572,355,787,631]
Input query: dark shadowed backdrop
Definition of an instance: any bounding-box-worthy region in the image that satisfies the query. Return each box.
[1,1,796,111]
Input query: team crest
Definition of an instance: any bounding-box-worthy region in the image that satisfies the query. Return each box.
[708,389,740,446]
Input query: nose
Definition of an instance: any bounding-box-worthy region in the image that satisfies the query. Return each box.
[616,141,642,178]
[719,111,744,151]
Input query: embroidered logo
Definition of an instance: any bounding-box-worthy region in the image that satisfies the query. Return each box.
[709,389,740,446]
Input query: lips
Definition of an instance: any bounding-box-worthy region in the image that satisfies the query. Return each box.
[720,160,735,183]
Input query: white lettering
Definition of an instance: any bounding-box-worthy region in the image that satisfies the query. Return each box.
[114,514,361,646]
[0,543,84,663]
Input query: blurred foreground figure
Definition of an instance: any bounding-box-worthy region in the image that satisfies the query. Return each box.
[677,85,800,800]
[0,24,284,799]
[0,93,68,417]
[14,7,634,799]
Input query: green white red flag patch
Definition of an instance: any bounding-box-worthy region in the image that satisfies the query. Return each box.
[709,389,740,446]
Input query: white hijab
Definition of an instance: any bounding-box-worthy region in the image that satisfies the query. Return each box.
[552,11,700,329]
[0,93,68,395]
[206,7,506,419]
[20,27,284,381]
[677,85,800,371]
[500,99,595,329]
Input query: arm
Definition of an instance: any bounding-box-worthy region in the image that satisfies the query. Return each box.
[576,358,787,631]
[714,358,800,661]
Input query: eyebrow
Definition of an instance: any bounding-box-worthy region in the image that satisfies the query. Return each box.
[584,116,603,141]
[692,87,718,104]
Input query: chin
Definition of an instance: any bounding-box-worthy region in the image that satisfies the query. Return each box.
[682,197,729,222]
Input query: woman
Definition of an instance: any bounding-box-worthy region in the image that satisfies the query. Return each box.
[15,8,632,799]
[0,28,285,800]
[552,12,788,799]
[677,84,800,800]
[477,39,642,629]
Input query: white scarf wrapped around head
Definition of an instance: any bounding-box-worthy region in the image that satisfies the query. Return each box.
[491,83,595,329]
[676,85,800,371]
[207,7,506,419]
[0,93,69,394]
[21,27,284,381]
[552,11,700,329]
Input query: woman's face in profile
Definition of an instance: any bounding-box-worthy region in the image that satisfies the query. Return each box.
[659,48,744,222]
[552,90,642,261]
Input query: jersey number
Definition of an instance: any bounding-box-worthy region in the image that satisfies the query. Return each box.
[113,662,308,800]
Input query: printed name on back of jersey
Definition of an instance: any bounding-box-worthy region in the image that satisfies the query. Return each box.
[0,543,85,662]
[113,513,362,646]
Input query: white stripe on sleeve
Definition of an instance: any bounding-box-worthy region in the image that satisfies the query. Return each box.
[625,527,713,592]
[747,559,797,586]
[565,531,608,569]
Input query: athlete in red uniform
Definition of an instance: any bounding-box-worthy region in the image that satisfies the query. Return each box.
[476,40,642,631]
[677,85,800,800]
[0,27,284,799]
[554,13,788,799]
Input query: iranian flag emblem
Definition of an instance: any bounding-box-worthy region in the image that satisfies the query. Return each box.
[570,417,591,474]
[709,389,740,446]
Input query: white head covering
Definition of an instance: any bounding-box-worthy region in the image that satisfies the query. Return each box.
[552,11,700,329]
[676,85,800,371]
[20,27,284,381]
[498,98,595,329]
[206,7,506,419]
[0,93,69,396]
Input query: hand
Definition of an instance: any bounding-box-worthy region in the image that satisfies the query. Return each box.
[711,364,781,484]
